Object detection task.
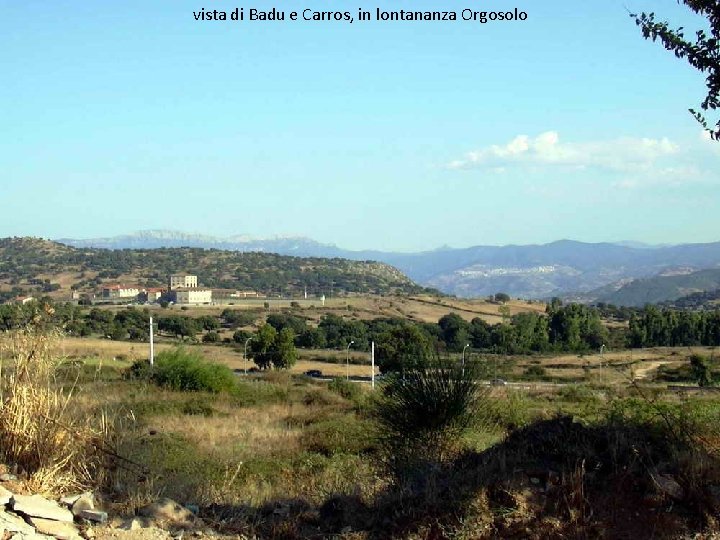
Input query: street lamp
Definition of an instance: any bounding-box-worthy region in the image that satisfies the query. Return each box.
[462,343,470,375]
[346,340,355,380]
[244,337,253,375]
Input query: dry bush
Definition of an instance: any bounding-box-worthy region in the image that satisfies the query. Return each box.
[0,328,111,493]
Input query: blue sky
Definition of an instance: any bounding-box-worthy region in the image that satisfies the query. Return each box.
[2,0,718,251]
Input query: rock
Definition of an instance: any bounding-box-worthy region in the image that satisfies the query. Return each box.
[138,498,195,526]
[60,494,84,507]
[82,527,96,539]
[120,517,144,531]
[25,516,82,540]
[0,485,13,506]
[77,509,107,523]
[0,473,18,482]
[0,509,37,535]
[71,493,95,517]
[651,473,684,501]
[11,494,75,522]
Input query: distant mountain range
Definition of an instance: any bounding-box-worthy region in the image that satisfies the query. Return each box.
[56,231,720,305]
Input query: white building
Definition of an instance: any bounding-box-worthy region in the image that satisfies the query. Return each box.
[168,288,212,305]
[169,275,198,290]
[102,285,140,299]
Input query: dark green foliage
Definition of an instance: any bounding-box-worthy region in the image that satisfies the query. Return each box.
[249,324,298,370]
[375,323,434,374]
[150,348,237,393]
[327,377,361,401]
[438,313,471,352]
[266,313,307,335]
[221,309,257,327]
[628,306,720,347]
[374,361,486,465]
[631,2,720,139]
[124,359,154,381]
[202,331,220,343]
[690,354,714,387]
[522,364,547,380]
[494,292,510,303]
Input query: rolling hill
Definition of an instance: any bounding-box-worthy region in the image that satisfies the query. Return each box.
[0,237,432,302]
[56,231,720,300]
[594,268,720,307]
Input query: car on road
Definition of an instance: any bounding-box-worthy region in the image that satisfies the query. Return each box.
[490,378,507,386]
[304,369,323,378]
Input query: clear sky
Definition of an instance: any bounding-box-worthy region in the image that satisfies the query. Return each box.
[2,0,718,251]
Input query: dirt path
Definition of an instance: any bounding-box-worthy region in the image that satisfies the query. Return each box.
[633,360,676,380]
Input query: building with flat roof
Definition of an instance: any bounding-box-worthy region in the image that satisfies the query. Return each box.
[102,285,140,299]
[168,288,212,305]
[169,275,198,290]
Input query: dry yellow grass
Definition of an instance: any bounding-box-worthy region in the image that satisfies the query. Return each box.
[57,337,377,377]
[149,402,304,457]
[0,329,109,493]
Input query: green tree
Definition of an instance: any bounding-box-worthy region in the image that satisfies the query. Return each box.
[494,292,510,303]
[376,324,434,374]
[690,353,714,386]
[631,2,720,139]
[272,328,298,369]
[438,313,470,352]
[250,324,277,370]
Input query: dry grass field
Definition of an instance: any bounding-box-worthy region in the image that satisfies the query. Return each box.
[51,336,716,385]
[87,294,545,326]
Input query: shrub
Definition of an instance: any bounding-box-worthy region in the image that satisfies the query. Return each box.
[202,331,220,343]
[151,348,237,393]
[328,377,361,401]
[374,361,487,467]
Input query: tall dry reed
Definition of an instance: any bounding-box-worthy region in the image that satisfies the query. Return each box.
[0,328,105,493]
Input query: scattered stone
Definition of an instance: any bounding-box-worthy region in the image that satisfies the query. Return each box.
[77,509,107,524]
[60,494,84,507]
[0,509,37,535]
[0,485,13,506]
[25,516,82,540]
[651,472,684,501]
[71,493,95,517]
[0,473,18,482]
[120,517,144,531]
[11,494,75,522]
[138,498,195,527]
[82,527,96,539]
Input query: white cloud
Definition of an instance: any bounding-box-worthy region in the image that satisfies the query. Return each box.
[450,131,678,172]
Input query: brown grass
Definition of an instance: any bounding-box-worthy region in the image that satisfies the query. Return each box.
[0,328,108,493]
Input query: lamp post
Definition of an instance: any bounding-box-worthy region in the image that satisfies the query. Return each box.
[244,337,253,375]
[462,343,470,375]
[600,344,606,383]
[346,340,355,380]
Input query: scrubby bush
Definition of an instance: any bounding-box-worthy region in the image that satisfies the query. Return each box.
[374,361,486,467]
[328,377,361,401]
[150,348,237,393]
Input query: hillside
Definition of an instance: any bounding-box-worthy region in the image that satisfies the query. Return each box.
[0,237,431,301]
[56,231,720,299]
[595,268,720,307]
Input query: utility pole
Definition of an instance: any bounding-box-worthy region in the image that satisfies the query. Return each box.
[149,316,154,366]
[346,340,355,381]
[371,341,375,389]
